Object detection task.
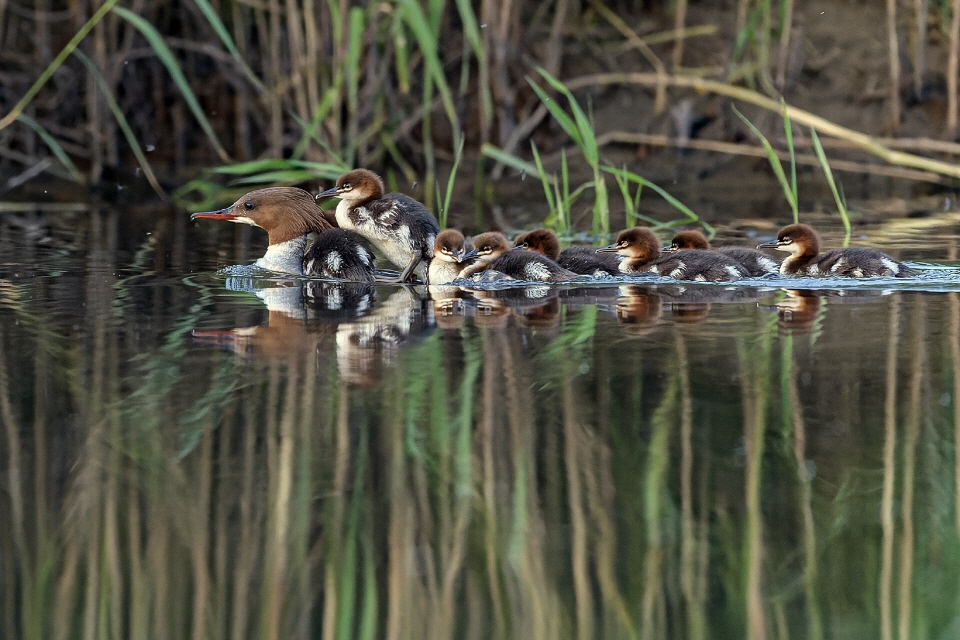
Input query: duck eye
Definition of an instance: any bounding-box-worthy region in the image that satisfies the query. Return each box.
[340,183,351,191]
[244,201,255,210]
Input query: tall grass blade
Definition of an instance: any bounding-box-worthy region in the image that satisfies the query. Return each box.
[535,67,599,165]
[732,105,797,217]
[781,99,798,223]
[0,0,120,131]
[189,0,264,91]
[809,127,852,246]
[601,166,708,231]
[345,7,365,167]
[526,80,584,149]
[113,6,231,163]
[437,134,465,228]
[396,0,460,139]
[74,50,166,199]
[530,142,557,216]
[16,114,82,181]
[480,144,554,184]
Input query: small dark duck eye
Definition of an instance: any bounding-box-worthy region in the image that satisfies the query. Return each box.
[244,201,255,210]
[341,183,351,190]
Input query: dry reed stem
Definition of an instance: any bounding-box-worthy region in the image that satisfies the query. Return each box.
[886,0,902,132]
[913,0,928,100]
[564,71,960,180]
[595,130,953,185]
[775,0,795,89]
[672,0,688,71]
[589,0,667,114]
[948,0,960,137]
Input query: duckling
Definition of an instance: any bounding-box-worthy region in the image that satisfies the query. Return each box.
[667,229,779,276]
[316,169,440,283]
[597,227,747,281]
[428,229,468,285]
[757,223,916,277]
[191,187,376,281]
[460,231,578,282]
[514,228,621,276]
[303,229,377,282]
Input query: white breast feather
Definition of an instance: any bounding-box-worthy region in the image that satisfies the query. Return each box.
[881,257,899,274]
[669,262,686,279]
[725,266,742,279]
[524,262,552,281]
[326,251,343,273]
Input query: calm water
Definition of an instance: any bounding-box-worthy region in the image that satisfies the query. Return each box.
[5,203,960,639]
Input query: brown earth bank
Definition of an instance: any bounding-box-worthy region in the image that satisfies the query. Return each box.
[2,0,960,235]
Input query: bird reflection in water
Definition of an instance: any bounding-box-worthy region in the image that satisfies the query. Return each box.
[764,289,824,333]
[192,278,434,385]
[615,285,663,334]
[335,287,433,384]
[761,289,893,334]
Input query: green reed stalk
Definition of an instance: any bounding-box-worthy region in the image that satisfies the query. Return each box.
[0,0,120,131]
[74,50,165,199]
[436,134,465,228]
[733,105,798,221]
[530,67,610,235]
[809,127,852,247]
[113,6,230,163]
[15,114,82,181]
[613,165,644,229]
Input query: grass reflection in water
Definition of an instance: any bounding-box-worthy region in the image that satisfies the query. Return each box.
[3,266,960,638]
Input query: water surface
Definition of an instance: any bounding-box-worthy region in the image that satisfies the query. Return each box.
[3,204,960,639]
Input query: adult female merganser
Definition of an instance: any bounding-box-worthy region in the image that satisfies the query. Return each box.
[316,169,440,283]
[756,223,916,277]
[598,227,747,281]
[513,228,621,276]
[428,229,468,284]
[460,231,578,282]
[191,187,376,281]
[667,229,779,276]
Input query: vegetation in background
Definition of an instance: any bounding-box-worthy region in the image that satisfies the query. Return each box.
[3,0,960,228]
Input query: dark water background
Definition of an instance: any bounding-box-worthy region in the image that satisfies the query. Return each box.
[5,202,960,639]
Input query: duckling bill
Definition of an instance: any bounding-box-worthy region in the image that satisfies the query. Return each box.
[317,169,440,283]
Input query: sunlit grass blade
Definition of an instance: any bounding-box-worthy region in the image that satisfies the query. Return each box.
[480,144,554,184]
[74,50,166,199]
[291,88,342,160]
[396,0,460,139]
[535,67,599,165]
[809,127,851,247]
[16,114,82,181]
[530,142,557,216]
[781,99,798,223]
[0,0,120,131]
[189,0,264,92]
[601,166,707,231]
[732,105,797,218]
[436,134,465,228]
[345,7,365,167]
[526,79,584,149]
[113,6,231,163]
